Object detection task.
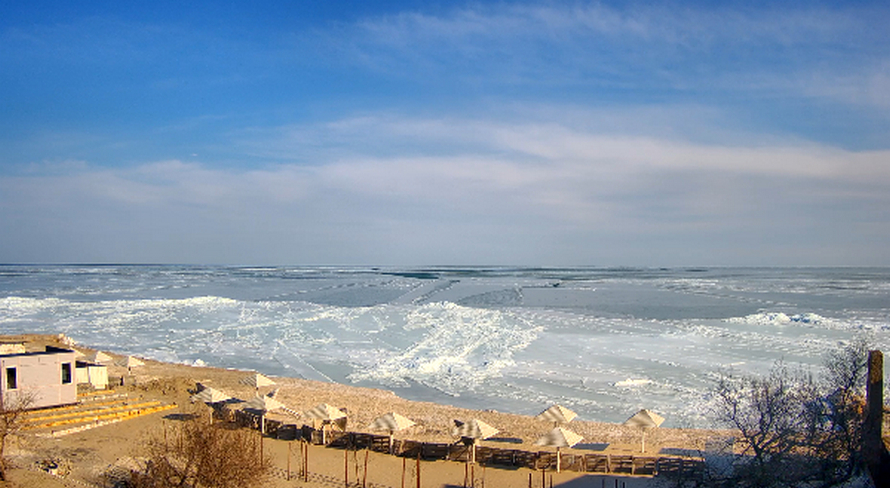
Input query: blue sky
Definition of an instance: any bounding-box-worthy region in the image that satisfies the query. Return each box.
[1,1,889,265]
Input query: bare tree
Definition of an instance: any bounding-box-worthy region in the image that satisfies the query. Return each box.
[666,340,871,488]
[0,392,35,481]
[129,414,271,488]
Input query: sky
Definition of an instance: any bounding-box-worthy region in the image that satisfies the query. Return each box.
[1,1,889,266]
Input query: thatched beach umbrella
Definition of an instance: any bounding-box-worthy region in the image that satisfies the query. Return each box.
[244,394,285,411]
[623,409,665,453]
[190,387,234,425]
[86,351,113,364]
[304,403,347,444]
[453,419,499,464]
[190,387,232,404]
[115,355,144,367]
[368,412,415,454]
[536,404,577,426]
[535,426,583,473]
[239,373,275,393]
[244,395,290,435]
[115,355,145,373]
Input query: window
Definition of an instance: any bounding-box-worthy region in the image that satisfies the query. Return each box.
[6,368,16,390]
[61,363,72,384]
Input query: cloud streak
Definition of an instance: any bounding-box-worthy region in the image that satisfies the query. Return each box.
[333,2,890,107]
[4,114,889,265]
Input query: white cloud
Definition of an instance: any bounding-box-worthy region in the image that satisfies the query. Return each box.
[4,113,890,265]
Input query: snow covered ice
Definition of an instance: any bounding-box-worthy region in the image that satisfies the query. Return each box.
[1,265,889,427]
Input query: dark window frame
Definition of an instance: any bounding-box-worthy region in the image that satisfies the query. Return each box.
[6,367,17,390]
[61,362,72,384]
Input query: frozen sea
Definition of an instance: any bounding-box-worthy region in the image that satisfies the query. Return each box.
[1,265,889,427]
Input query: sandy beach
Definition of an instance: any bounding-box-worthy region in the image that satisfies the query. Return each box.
[6,335,724,488]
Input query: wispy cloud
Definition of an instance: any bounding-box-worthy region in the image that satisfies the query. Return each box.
[4,113,889,264]
[327,3,890,110]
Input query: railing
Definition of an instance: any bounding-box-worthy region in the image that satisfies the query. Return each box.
[227,410,704,477]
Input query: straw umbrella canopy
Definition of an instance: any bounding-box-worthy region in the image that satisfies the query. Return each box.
[190,387,234,425]
[536,404,578,426]
[244,395,286,412]
[535,427,583,473]
[115,355,144,367]
[623,409,665,453]
[86,351,113,364]
[452,419,499,440]
[304,403,347,444]
[115,356,145,372]
[244,395,292,435]
[453,419,499,464]
[190,387,232,404]
[239,373,275,392]
[369,412,415,454]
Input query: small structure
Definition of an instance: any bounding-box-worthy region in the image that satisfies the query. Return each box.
[0,346,77,410]
[75,361,108,389]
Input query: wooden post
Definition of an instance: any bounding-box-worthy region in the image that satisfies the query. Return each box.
[345,445,349,488]
[287,442,291,481]
[863,350,884,483]
[401,456,406,488]
[305,439,310,482]
[363,448,369,488]
[416,451,421,488]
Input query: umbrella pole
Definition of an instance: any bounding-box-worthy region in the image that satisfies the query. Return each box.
[471,440,476,464]
[556,447,561,473]
[415,451,421,488]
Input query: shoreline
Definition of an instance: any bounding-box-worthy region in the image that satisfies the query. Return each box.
[7,334,723,487]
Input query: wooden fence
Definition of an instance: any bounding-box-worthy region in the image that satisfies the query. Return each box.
[223,409,703,476]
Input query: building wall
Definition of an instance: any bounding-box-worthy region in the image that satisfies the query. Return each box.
[76,363,108,389]
[0,349,77,410]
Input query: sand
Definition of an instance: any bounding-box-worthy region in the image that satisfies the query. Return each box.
[5,335,723,488]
